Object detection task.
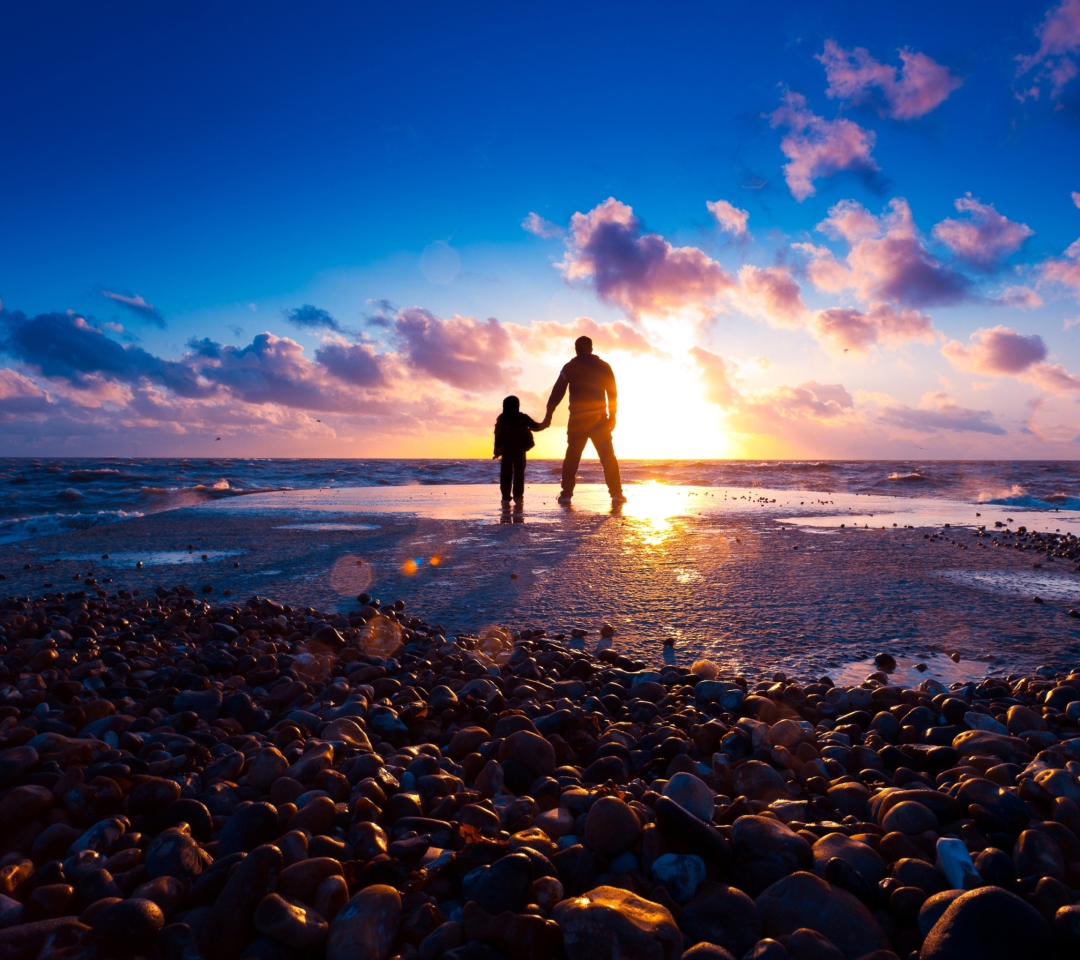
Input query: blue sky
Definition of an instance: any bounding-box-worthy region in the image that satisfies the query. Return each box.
[2,1,1080,457]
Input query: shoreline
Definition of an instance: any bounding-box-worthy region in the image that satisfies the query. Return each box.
[0,585,1078,957]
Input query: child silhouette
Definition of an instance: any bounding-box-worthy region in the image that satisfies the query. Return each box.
[493,395,546,504]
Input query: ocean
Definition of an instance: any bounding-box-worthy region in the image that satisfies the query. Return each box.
[1,458,1078,546]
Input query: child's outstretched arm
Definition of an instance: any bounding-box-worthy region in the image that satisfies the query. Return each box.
[526,415,547,431]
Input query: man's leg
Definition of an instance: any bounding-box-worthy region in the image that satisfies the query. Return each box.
[499,456,512,501]
[512,452,526,502]
[590,425,623,498]
[560,432,589,499]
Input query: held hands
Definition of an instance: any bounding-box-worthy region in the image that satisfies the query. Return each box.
[540,413,552,429]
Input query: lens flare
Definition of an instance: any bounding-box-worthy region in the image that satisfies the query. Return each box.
[330,554,375,595]
[358,614,403,657]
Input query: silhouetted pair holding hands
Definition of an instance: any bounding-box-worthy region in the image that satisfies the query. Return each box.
[493,335,624,506]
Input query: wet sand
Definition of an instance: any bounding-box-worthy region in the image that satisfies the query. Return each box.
[2,483,1079,682]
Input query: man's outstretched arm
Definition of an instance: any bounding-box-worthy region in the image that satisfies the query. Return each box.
[543,372,568,427]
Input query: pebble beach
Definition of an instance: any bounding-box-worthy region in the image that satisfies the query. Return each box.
[0,581,1079,959]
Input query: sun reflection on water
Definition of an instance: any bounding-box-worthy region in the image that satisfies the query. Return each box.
[620,481,692,546]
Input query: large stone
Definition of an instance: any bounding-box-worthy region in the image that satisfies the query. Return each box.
[461,901,562,960]
[217,801,279,856]
[662,773,715,822]
[755,871,891,960]
[881,801,937,836]
[653,796,732,870]
[920,885,1053,960]
[583,797,641,858]
[254,893,329,951]
[679,881,761,958]
[327,884,401,960]
[811,834,886,886]
[651,853,705,903]
[733,816,812,874]
[248,748,289,794]
[552,885,682,960]
[91,898,164,958]
[499,731,556,780]
[197,843,282,960]
[1013,829,1065,881]
[462,854,533,915]
[732,762,791,803]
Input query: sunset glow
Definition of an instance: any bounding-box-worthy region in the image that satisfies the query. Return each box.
[2,3,1079,459]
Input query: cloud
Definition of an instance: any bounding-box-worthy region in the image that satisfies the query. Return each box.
[514,317,661,357]
[796,198,971,307]
[559,197,735,317]
[315,341,385,386]
[1017,0,1080,100]
[768,90,878,201]
[0,309,208,398]
[732,265,806,327]
[881,392,1004,434]
[998,285,1044,308]
[0,368,52,416]
[101,290,165,327]
[942,324,1047,375]
[931,194,1033,269]
[1073,191,1080,208]
[1042,237,1080,299]
[522,212,563,239]
[393,307,516,390]
[284,304,343,333]
[818,40,962,119]
[690,346,740,407]
[941,324,1080,395]
[706,200,750,238]
[812,303,936,353]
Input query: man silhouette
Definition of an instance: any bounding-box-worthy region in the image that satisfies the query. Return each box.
[542,335,625,504]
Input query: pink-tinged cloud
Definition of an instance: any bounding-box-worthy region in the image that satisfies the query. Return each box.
[514,317,661,357]
[738,381,855,427]
[942,325,1047,375]
[315,340,385,386]
[0,368,52,417]
[1029,362,1080,393]
[393,307,517,390]
[690,346,740,407]
[768,91,878,201]
[1073,191,1080,208]
[101,290,165,327]
[733,265,806,327]
[943,324,1080,396]
[812,303,936,353]
[798,199,971,307]
[559,197,735,317]
[818,40,962,120]
[881,392,1004,435]
[931,194,1033,270]
[998,285,1044,308]
[1017,0,1080,99]
[1042,237,1080,299]
[522,212,563,239]
[706,199,750,238]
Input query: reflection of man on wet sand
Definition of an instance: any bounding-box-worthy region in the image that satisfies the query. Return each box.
[542,335,625,505]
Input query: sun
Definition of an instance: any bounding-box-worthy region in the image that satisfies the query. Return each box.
[609,350,735,459]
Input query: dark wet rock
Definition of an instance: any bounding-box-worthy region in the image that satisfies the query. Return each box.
[218,802,279,856]
[145,826,213,882]
[679,881,760,957]
[755,872,891,960]
[733,816,812,878]
[732,761,791,803]
[811,834,886,886]
[654,796,732,870]
[326,884,401,960]
[254,893,329,951]
[583,796,641,858]
[463,853,533,915]
[198,843,282,960]
[462,900,562,960]
[552,884,682,960]
[92,898,165,958]
[920,885,1053,960]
